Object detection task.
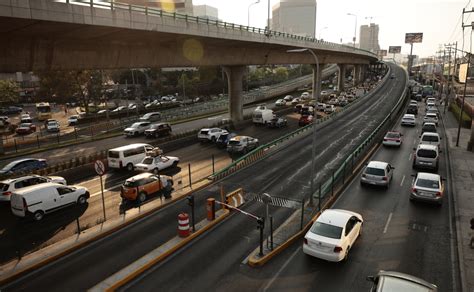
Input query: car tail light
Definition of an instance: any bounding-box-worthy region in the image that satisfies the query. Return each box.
[383,138,387,141]
[436,191,442,197]
[334,246,343,253]
[396,139,400,142]
[303,238,308,245]
[2,191,11,196]
[382,176,388,181]
[411,187,417,194]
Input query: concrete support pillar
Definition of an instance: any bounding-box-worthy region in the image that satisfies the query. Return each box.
[312,64,322,102]
[353,65,361,86]
[338,64,346,92]
[223,65,246,124]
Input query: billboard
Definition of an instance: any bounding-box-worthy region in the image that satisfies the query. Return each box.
[378,50,387,57]
[459,63,468,83]
[405,33,423,43]
[389,46,402,54]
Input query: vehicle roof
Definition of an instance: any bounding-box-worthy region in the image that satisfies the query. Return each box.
[230,136,250,141]
[425,113,437,117]
[416,172,440,181]
[376,270,437,290]
[109,143,151,151]
[421,132,440,137]
[14,182,66,195]
[403,114,415,118]
[422,122,436,126]
[125,172,154,182]
[417,144,438,150]
[317,209,361,228]
[367,161,389,168]
[142,112,160,117]
[1,174,40,184]
[386,131,401,135]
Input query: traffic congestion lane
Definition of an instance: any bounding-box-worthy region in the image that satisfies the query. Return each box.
[257,105,454,292]
[0,116,301,265]
[114,65,406,291]
[1,66,399,290]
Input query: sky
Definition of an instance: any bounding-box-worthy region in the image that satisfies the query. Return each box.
[193,0,472,58]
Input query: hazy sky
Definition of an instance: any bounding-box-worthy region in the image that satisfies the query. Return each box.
[194,0,471,58]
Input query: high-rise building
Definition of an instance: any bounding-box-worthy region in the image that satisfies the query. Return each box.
[271,0,317,37]
[119,0,194,15]
[359,23,380,52]
[193,5,218,21]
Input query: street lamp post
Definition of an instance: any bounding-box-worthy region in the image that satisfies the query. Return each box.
[247,0,260,27]
[287,48,320,206]
[347,13,357,48]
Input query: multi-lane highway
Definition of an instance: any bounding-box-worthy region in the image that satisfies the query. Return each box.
[1,63,402,291]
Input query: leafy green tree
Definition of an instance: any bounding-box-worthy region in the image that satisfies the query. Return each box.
[0,80,19,104]
[274,67,289,82]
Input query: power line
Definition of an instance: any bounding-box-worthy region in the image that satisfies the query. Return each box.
[449,0,472,43]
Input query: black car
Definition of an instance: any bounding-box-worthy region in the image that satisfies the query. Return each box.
[0,106,22,115]
[407,104,418,115]
[216,132,237,148]
[0,158,47,175]
[144,122,172,138]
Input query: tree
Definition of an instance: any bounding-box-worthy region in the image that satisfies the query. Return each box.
[274,67,289,82]
[0,80,19,104]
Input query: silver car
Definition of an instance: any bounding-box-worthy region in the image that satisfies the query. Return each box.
[360,161,394,188]
[410,172,444,205]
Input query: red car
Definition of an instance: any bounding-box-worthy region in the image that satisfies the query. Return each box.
[298,114,313,126]
[16,123,36,135]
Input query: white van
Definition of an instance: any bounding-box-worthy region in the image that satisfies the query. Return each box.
[252,108,274,125]
[107,143,155,171]
[10,183,90,221]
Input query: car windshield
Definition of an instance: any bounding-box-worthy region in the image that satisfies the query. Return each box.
[416,178,439,189]
[365,167,385,176]
[310,221,342,239]
[142,157,154,164]
[417,149,437,158]
[19,123,30,128]
[130,123,141,128]
[386,132,399,138]
[124,179,142,187]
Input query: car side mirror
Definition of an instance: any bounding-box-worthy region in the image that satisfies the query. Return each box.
[419,135,421,138]
[366,276,375,283]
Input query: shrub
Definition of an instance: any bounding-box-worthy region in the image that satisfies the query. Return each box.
[450,103,472,128]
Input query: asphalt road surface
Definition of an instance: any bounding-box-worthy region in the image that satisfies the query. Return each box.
[1,64,400,291]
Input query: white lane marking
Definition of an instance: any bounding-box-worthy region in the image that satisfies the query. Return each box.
[408,153,412,161]
[262,246,302,292]
[383,212,393,234]
[400,175,405,186]
[90,183,122,197]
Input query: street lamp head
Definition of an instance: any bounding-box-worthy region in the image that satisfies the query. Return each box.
[287,48,309,53]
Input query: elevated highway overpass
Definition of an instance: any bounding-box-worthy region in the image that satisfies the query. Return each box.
[0,0,382,122]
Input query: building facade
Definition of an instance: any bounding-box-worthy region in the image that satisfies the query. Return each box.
[359,23,380,53]
[271,0,317,37]
[118,0,194,15]
[193,5,218,20]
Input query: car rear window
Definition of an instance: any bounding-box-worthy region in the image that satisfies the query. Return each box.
[0,183,10,192]
[108,150,120,159]
[228,140,240,146]
[310,222,342,239]
[200,130,209,135]
[417,149,437,158]
[416,178,439,189]
[386,133,400,138]
[365,167,386,176]
[422,136,439,142]
[124,179,145,187]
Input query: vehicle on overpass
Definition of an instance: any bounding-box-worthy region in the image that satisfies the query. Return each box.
[216,132,238,148]
[124,122,151,137]
[144,122,172,138]
[36,102,52,121]
[0,158,47,175]
[15,123,36,135]
[267,116,288,128]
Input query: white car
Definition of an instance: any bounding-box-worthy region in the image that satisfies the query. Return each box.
[68,115,79,126]
[419,132,441,148]
[303,209,363,262]
[112,106,127,112]
[291,97,301,105]
[401,114,416,126]
[124,122,151,137]
[0,175,66,202]
[46,120,60,132]
[283,95,293,102]
[275,99,286,106]
[410,172,444,205]
[198,128,227,142]
[383,131,402,147]
[360,161,394,188]
[301,92,310,99]
[135,155,180,174]
[423,113,438,126]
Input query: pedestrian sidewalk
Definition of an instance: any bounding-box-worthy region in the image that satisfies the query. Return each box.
[442,109,474,292]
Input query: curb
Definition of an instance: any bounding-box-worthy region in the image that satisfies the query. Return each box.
[93,209,231,291]
[0,179,212,286]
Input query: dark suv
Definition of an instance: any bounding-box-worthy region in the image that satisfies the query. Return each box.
[407,104,418,115]
[144,123,172,138]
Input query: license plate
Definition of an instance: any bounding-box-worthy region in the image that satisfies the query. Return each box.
[419,192,433,197]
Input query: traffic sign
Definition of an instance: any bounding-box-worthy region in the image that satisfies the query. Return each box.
[94,160,106,176]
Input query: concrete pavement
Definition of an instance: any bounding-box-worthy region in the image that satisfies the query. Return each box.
[443,108,474,292]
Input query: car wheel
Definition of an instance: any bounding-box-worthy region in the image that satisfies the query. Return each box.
[153,168,159,174]
[126,163,134,171]
[33,210,44,221]
[77,195,87,204]
[138,191,147,203]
